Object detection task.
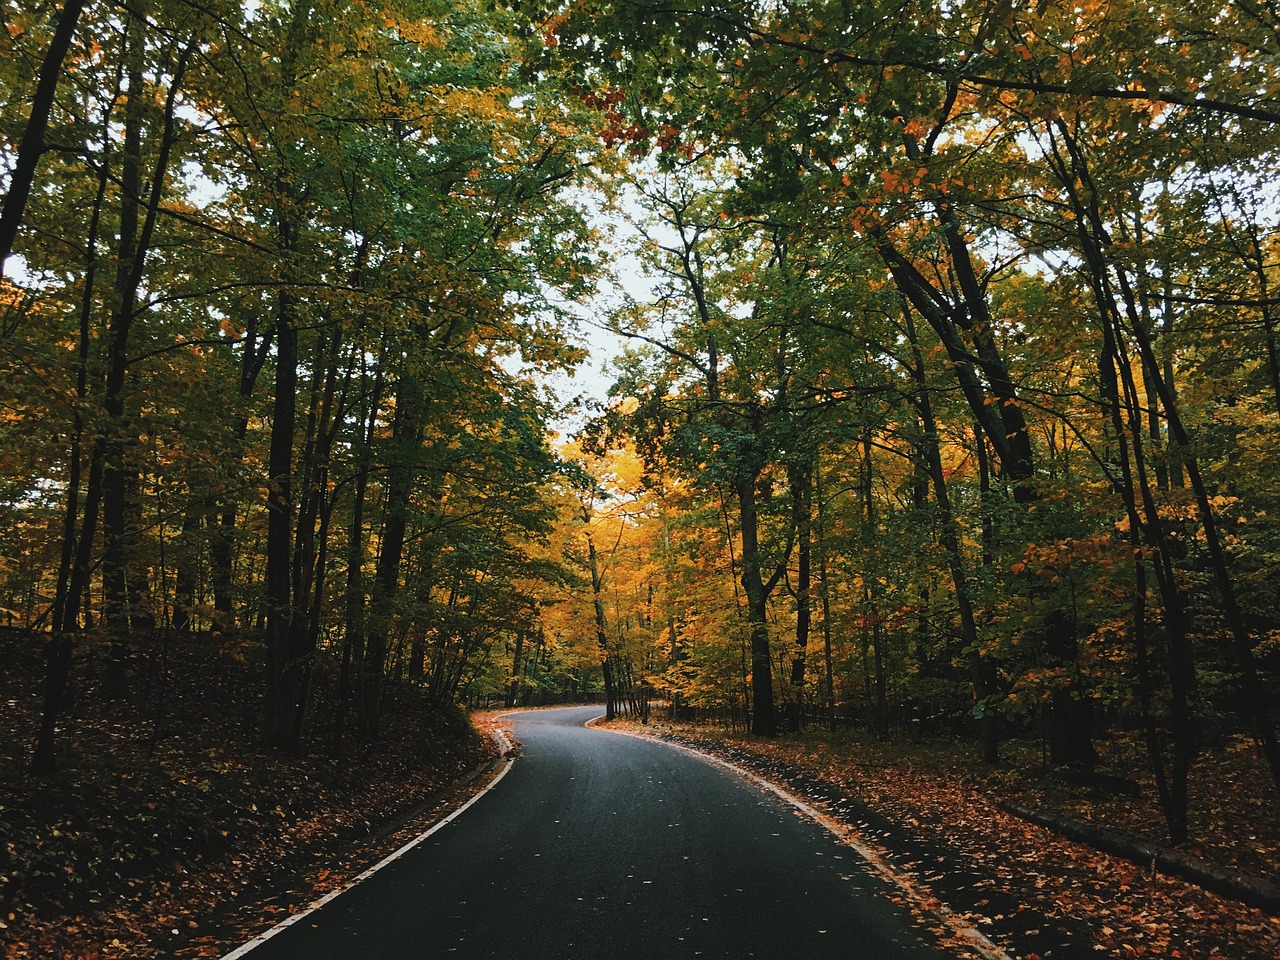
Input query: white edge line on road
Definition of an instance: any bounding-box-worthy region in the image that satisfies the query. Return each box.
[589,719,1012,960]
[219,727,517,960]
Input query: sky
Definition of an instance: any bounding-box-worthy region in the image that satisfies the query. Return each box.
[543,194,659,435]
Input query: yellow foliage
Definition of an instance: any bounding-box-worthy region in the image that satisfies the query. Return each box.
[386,17,442,47]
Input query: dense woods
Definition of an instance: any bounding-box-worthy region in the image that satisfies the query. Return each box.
[544,0,1280,852]
[1,0,612,766]
[3,0,1280,919]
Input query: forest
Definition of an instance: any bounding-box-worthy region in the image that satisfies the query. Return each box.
[2,0,1280,952]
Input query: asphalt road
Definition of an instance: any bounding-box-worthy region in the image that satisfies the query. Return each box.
[226,706,963,959]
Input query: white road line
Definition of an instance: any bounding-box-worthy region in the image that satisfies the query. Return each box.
[220,746,516,959]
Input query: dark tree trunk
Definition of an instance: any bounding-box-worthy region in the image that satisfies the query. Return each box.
[33,63,120,774]
[736,465,776,736]
[283,327,348,749]
[0,0,87,268]
[263,0,313,751]
[586,524,618,721]
[904,306,998,762]
[171,509,201,634]
[786,461,812,730]
[104,31,189,695]
[1129,210,1172,491]
[99,25,149,699]
[507,629,525,709]
[209,320,273,633]
[815,470,837,731]
[264,303,299,748]
[1105,294,1195,843]
[860,430,888,740]
[334,357,382,752]
[1045,119,1203,825]
[358,368,423,742]
[872,132,1037,500]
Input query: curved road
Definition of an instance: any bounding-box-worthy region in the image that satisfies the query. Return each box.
[227,706,962,959]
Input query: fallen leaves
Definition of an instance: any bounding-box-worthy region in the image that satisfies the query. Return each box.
[0,640,498,960]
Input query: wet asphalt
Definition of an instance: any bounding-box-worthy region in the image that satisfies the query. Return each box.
[227,705,964,959]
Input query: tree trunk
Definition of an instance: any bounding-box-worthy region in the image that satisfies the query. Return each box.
[263,0,314,751]
[508,629,525,709]
[99,24,150,699]
[786,461,812,730]
[264,297,299,747]
[815,469,837,731]
[1106,295,1195,843]
[358,366,423,741]
[284,327,348,749]
[736,465,776,736]
[873,132,1037,500]
[859,430,889,739]
[1129,209,1172,491]
[904,306,998,762]
[171,509,201,634]
[334,356,382,752]
[33,65,120,774]
[1045,119,1203,819]
[0,0,87,269]
[209,318,273,633]
[586,523,618,721]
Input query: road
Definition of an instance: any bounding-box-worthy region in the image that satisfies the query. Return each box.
[225,706,967,959]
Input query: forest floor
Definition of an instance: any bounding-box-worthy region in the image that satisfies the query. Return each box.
[4,642,1279,960]
[606,715,1280,960]
[0,636,501,960]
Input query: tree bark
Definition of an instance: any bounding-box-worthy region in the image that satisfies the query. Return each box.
[99,24,149,698]
[264,291,299,747]
[1043,120,1207,821]
[904,306,998,762]
[0,0,87,269]
[171,509,201,634]
[815,469,837,730]
[859,429,888,739]
[33,61,121,774]
[334,355,383,752]
[585,523,618,721]
[508,629,525,709]
[358,364,424,742]
[786,461,812,730]
[263,0,314,751]
[209,316,273,632]
[871,130,1037,500]
[736,464,776,736]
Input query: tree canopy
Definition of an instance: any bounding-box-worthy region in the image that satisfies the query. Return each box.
[2,0,1279,852]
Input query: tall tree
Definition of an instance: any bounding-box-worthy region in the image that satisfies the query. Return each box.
[0,0,86,269]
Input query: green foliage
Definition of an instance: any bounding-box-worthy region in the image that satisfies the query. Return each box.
[0,0,613,763]
[3,0,1279,836]
[523,0,1280,829]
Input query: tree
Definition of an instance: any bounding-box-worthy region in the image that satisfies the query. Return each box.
[0,0,86,270]
[4,0,606,771]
